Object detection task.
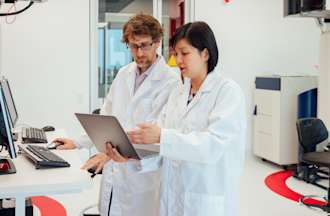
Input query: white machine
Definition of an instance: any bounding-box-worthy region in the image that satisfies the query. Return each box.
[253,76,317,166]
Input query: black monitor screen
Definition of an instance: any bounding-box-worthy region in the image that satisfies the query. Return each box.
[0,86,16,159]
[1,78,18,127]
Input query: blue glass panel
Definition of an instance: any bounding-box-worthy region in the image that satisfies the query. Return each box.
[106,29,132,82]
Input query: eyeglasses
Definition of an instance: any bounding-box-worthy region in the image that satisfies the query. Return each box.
[127,42,154,52]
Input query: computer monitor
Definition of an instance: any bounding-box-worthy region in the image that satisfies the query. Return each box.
[0,77,18,127]
[0,85,17,174]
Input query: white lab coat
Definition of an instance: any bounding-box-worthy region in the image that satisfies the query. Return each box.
[157,70,246,216]
[94,56,179,216]
[76,56,179,148]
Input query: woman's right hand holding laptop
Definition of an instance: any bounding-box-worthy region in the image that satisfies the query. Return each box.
[81,141,129,174]
[105,142,129,162]
[81,153,111,174]
[81,125,143,173]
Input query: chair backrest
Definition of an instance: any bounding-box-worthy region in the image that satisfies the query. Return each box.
[296,118,329,153]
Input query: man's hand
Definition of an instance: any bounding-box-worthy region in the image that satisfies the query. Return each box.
[52,138,76,150]
[106,142,129,163]
[127,123,161,144]
[81,153,111,174]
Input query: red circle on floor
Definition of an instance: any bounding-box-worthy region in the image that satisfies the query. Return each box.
[264,170,327,206]
[31,196,66,216]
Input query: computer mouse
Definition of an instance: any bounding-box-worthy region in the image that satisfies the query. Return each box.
[42,125,55,132]
[46,141,64,149]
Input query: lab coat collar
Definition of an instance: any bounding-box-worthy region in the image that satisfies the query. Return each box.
[180,70,220,119]
[129,55,166,81]
[127,66,136,98]
[149,56,169,81]
[195,70,219,93]
[127,55,169,101]
[181,70,220,95]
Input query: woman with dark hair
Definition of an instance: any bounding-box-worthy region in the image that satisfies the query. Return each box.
[108,21,246,216]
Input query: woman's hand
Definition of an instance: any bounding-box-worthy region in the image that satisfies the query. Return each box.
[105,142,128,162]
[127,123,161,144]
[81,153,110,174]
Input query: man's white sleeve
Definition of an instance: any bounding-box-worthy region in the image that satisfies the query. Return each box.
[73,134,93,149]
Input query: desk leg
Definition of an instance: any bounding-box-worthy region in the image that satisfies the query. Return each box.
[15,196,26,216]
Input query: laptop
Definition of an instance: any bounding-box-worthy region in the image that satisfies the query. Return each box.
[75,113,158,160]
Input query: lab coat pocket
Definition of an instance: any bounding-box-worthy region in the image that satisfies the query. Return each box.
[184,192,224,216]
[125,168,160,193]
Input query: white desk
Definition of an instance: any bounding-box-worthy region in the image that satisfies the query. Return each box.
[0,148,92,216]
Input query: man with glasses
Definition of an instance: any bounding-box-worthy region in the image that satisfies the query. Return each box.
[53,14,179,216]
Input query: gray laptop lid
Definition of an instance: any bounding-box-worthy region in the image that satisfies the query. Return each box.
[75,113,157,160]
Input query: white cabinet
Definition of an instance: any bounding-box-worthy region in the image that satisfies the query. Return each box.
[253,76,317,165]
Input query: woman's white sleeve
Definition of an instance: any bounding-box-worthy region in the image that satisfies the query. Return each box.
[160,82,246,165]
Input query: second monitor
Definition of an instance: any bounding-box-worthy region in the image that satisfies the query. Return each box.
[0,83,17,175]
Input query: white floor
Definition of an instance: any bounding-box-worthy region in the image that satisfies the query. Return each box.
[48,155,328,216]
[239,156,327,216]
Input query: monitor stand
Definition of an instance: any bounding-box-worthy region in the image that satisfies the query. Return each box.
[0,158,16,175]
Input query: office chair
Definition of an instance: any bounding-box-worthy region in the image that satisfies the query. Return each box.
[295,118,330,212]
[295,118,329,189]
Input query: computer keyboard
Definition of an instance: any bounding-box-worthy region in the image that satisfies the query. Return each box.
[21,127,48,143]
[20,145,70,169]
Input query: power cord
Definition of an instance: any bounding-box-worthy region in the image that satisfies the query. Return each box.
[78,203,100,216]
[5,2,16,24]
[0,1,33,16]
[79,186,113,216]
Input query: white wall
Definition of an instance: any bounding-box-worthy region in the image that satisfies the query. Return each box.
[195,0,321,153]
[0,0,90,138]
[0,0,322,150]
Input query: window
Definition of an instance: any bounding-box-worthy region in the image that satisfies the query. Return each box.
[90,0,194,111]
[98,24,132,98]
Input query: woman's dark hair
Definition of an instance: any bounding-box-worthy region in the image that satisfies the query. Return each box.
[170,21,219,74]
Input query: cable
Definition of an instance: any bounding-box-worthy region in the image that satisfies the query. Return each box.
[79,188,113,216]
[78,203,99,216]
[315,18,330,34]
[5,2,17,24]
[0,1,33,16]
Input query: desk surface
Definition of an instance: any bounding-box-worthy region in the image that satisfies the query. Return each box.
[0,129,92,216]
[0,148,91,198]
